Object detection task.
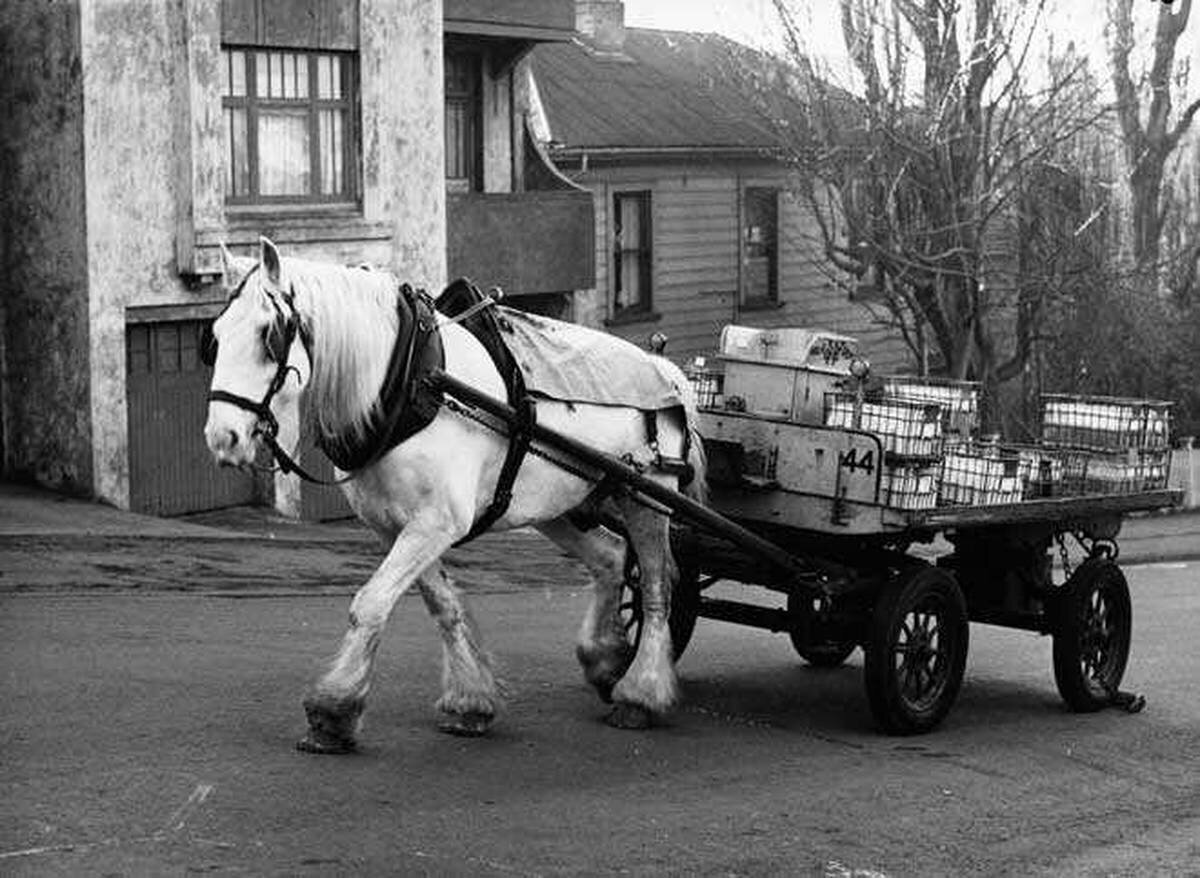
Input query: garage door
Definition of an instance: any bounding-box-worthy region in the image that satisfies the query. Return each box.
[126,319,261,515]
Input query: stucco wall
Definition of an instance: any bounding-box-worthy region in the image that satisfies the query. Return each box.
[0,1,94,494]
[80,0,190,507]
[65,0,446,509]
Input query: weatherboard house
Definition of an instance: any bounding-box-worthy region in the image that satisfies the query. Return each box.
[530,0,908,368]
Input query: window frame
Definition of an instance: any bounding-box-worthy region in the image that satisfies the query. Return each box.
[741,186,780,307]
[610,189,654,321]
[221,45,360,208]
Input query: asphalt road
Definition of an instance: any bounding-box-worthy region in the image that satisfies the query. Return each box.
[4,556,1200,876]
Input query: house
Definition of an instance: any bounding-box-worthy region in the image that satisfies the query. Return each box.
[0,0,591,519]
[530,1,911,370]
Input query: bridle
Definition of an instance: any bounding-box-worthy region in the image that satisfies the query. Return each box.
[202,266,335,484]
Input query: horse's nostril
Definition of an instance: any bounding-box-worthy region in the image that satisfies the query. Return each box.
[228,429,239,449]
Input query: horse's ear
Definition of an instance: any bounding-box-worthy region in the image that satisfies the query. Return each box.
[219,242,251,290]
[260,236,282,286]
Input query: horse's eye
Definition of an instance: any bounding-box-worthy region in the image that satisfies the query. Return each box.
[200,323,218,366]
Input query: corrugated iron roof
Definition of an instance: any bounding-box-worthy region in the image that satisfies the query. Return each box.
[532,28,799,153]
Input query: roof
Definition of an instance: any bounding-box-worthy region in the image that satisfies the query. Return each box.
[532,28,809,156]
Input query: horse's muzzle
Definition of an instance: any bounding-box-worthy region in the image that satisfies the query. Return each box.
[204,414,258,469]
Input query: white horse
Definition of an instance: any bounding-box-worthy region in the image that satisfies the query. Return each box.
[203,238,706,753]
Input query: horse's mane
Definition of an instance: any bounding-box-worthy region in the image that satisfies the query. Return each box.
[284,257,401,446]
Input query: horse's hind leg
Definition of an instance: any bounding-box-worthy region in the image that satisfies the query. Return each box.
[417,562,498,737]
[607,495,680,728]
[536,517,633,702]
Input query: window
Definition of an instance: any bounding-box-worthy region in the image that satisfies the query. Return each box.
[445,49,481,191]
[612,191,652,317]
[222,48,356,205]
[743,187,779,304]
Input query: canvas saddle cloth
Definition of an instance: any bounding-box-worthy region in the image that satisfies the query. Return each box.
[436,280,689,464]
[497,308,689,462]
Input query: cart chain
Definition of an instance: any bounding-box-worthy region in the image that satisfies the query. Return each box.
[1056,532,1074,582]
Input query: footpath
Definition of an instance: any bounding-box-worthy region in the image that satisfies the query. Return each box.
[0,481,1197,594]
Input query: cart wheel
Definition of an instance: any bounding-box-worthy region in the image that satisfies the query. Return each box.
[619,558,700,662]
[1052,558,1132,713]
[786,593,857,668]
[864,566,969,735]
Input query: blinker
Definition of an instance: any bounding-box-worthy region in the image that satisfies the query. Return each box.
[200,322,218,367]
[199,313,295,369]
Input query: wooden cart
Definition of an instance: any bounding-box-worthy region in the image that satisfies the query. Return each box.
[430,324,1182,735]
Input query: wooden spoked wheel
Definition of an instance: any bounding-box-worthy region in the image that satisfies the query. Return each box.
[864,566,969,735]
[1052,558,1132,712]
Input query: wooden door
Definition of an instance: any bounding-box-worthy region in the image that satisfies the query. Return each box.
[126,320,260,515]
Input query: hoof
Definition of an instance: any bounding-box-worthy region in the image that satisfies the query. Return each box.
[605,702,653,730]
[296,732,357,755]
[298,696,361,755]
[578,642,635,705]
[437,711,494,738]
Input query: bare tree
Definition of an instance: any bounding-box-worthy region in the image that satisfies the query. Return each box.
[1108,0,1199,274]
[765,0,1107,429]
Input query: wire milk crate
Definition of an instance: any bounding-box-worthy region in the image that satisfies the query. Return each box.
[824,392,944,459]
[1041,394,1173,452]
[883,376,980,438]
[1007,444,1068,499]
[881,463,939,510]
[1058,448,1172,496]
[684,357,724,410]
[938,444,1024,506]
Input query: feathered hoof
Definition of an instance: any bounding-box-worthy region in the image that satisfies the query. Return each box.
[437,710,494,737]
[605,701,654,730]
[296,731,358,754]
[297,696,361,755]
[578,642,636,704]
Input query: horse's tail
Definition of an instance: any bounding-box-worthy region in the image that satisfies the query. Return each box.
[651,356,708,507]
[683,414,709,507]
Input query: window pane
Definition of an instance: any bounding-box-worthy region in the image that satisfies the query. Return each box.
[226,107,249,196]
[619,254,643,309]
[319,109,344,195]
[256,51,269,96]
[127,326,150,374]
[294,53,309,99]
[743,188,778,301]
[614,194,650,311]
[229,50,246,96]
[270,52,285,98]
[181,322,199,373]
[258,110,311,196]
[620,197,642,245]
[445,102,468,179]
[330,55,342,99]
[157,325,180,373]
[318,55,342,99]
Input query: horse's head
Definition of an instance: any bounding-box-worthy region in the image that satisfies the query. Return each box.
[203,237,311,468]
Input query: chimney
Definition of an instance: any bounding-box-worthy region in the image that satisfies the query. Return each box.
[576,1,626,53]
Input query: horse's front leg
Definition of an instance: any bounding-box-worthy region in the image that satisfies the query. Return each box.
[417,561,499,737]
[298,513,461,755]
